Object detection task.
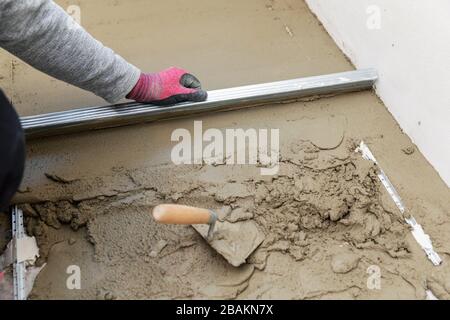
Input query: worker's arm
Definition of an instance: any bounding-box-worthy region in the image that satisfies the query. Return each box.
[0,0,206,104]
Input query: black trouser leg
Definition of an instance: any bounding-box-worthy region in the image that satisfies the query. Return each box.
[0,90,25,212]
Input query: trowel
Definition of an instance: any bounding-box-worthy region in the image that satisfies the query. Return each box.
[152,204,264,267]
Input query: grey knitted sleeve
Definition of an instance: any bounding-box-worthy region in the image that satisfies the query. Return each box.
[0,0,141,103]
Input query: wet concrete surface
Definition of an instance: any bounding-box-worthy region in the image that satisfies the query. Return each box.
[0,0,449,299]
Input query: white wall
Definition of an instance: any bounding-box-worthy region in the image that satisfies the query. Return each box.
[306,0,450,187]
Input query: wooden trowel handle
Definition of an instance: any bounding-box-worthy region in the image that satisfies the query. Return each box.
[152,204,213,225]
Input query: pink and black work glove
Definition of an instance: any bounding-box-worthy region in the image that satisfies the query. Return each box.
[126,67,207,105]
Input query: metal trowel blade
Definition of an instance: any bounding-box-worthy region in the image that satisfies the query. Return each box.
[192,220,265,267]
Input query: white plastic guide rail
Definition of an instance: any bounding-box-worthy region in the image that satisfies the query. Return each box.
[12,206,27,300]
[356,141,442,266]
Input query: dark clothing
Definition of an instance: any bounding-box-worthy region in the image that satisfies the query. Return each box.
[0,90,25,211]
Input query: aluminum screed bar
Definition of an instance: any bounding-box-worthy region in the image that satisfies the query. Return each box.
[21,69,377,139]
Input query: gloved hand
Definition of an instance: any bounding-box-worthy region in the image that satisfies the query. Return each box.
[126,67,207,105]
